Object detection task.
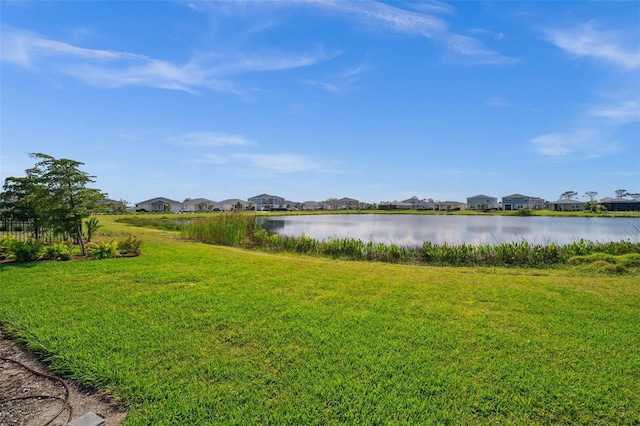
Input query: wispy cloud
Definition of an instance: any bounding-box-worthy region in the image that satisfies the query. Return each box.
[300,0,515,65]
[0,26,337,93]
[530,129,620,159]
[486,97,511,107]
[195,0,514,65]
[0,27,144,68]
[302,62,368,93]
[542,21,640,70]
[236,153,326,173]
[588,100,640,125]
[172,132,251,147]
[532,20,638,161]
[302,79,340,93]
[194,152,332,173]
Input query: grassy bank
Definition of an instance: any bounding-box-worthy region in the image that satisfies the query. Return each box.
[1,216,639,424]
[125,213,640,269]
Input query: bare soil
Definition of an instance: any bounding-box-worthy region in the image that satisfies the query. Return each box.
[0,331,127,426]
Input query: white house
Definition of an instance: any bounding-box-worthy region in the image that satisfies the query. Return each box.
[337,197,360,210]
[248,194,285,211]
[182,198,216,212]
[435,201,466,211]
[213,199,248,211]
[301,201,323,211]
[501,194,545,210]
[135,197,184,213]
[467,195,499,211]
[402,196,437,210]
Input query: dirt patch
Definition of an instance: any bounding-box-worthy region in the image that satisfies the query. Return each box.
[0,331,127,426]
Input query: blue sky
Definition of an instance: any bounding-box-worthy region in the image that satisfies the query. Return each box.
[1,1,639,205]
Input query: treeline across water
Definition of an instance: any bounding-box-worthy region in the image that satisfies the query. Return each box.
[117,213,640,270]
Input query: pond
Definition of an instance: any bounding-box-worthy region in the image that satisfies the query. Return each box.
[257,214,640,247]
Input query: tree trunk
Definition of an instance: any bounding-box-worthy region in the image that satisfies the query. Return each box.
[76,221,86,256]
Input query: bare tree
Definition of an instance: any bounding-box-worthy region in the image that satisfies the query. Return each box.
[615,189,628,198]
[560,191,578,200]
[584,191,598,201]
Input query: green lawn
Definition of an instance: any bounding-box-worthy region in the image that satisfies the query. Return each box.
[1,218,639,424]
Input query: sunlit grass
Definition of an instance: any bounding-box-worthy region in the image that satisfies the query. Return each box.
[1,216,639,424]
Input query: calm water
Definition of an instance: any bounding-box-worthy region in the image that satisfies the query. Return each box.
[258,215,640,247]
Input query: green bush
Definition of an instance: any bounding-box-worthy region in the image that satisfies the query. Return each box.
[579,260,628,275]
[0,236,17,260]
[619,253,640,267]
[11,239,44,262]
[568,253,617,265]
[117,234,142,256]
[88,240,118,259]
[41,242,72,261]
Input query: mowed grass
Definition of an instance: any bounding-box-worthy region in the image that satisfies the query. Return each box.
[1,218,639,424]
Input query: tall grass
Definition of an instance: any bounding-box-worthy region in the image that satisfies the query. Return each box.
[180,213,257,246]
[127,214,640,268]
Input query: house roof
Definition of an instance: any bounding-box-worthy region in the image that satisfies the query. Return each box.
[136,197,182,205]
[184,198,215,204]
[600,197,639,203]
[218,199,247,204]
[550,199,585,204]
[467,194,496,199]
[249,193,283,199]
[99,198,120,204]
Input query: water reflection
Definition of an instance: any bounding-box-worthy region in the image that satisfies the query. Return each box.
[257,215,640,247]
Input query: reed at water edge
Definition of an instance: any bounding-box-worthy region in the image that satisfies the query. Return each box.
[174,213,640,268]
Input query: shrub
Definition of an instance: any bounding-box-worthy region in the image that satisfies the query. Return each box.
[619,253,640,267]
[568,253,617,266]
[580,260,628,275]
[11,239,43,262]
[118,234,142,256]
[0,236,17,260]
[88,240,118,259]
[41,242,72,261]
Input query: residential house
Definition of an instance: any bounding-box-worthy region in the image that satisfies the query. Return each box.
[300,201,323,211]
[248,194,285,211]
[337,197,360,210]
[501,194,545,210]
[182,198,216,212]
[379,198,437,210]
[548,199,586,212]
[97,198,126,213]
[213,199,248,211]
[390,201,413,210]
[435,201,466,211]
[467,195,499,211]
[135,197,184,213]
[284,200,301,210]
[402,196,436,210]
[599,197,640,212]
